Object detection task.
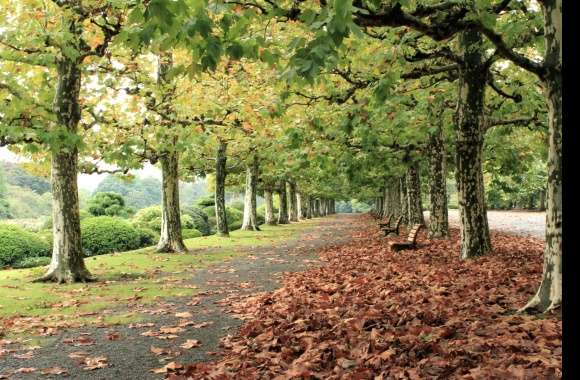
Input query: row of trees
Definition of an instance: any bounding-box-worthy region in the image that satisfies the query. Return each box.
[0,1,561,314]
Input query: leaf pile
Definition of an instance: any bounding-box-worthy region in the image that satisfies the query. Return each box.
[173,218,561,379]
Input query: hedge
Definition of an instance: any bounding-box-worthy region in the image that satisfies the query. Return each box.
[0,224,51,267]
[81,216,143,256]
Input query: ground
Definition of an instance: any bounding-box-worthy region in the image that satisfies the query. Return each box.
[447,209,545,240]
[0,217,352,379]
[0,212,560,379]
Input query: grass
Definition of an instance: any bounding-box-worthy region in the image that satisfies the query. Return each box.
[0,220,319,329]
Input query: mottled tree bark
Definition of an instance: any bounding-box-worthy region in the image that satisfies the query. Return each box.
[406,163,425,225]
[521,0,561,313]
[288,181,298,222]
[427,122,449,238]
[264,188,277,225]
[215,140,229,236]
[400,178,409,225]
[296,192,304,220]
[157,150,187,252]
[241,155,260,231]
[277,181,289,224]
[455,29,492,259]
[36,57,92,283]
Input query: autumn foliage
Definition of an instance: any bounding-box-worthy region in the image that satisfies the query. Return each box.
[172,215,561,379]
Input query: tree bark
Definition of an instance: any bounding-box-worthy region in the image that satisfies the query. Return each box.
[400,178,409,225]
[296,192,304,220]
[539,190,546,211]
[277,181,289,224]
[406,163,425,225]
[36,57,92,283]
[521,0,561,313]
[264,188,277,225]
[427,122,449,238]
[241,154,260,231]
[288,181,298,222]
[306,196,313,218]
[455,29,492,259]
[215,140,229,236]
[157,149,187,252]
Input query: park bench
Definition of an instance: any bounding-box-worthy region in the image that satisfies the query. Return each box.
[377,213,392,228]
[381,215,402,236]
[389,224,423,252]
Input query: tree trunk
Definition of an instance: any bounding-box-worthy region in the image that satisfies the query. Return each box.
[306,196,313,219]
[406,163,425,225]
[36,58,92,283]
[428,123,449,238]
[455,29,492,259]
[297,192,304,220]
[215,140,229,236]
[539,189,546,211]
[288,181,298,222]
[400,178,409,225]
[157,150,187,252]
[277,181,289,224]
[241,155,260,231]
[264,189,277,225]
[389,179,401,219]
[313,199,320,217]
[521,0,561,313]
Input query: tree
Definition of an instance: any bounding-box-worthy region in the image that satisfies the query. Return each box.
[87,192,132,218]
[0,0,132,283]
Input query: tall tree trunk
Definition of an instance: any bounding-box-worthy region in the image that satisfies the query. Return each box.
[36,58,92,283]
[305,195,313,219]
[277,181,289,224]
[241,155,260,231]
[313,199,320,217]
[400,178,409,225]
[428,122,449,238]
[297,192,304,220]
[157,149,187,252]
[539,189,546,211]
[215,140,229,236]
[264,188,277,225]
[406,163,425,225]
[455,29,492,259]
[389,179,401,219]
[288,181,298,222]
[521,0,562,313]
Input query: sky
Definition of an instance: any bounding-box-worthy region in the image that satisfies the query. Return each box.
[0,147,161,192]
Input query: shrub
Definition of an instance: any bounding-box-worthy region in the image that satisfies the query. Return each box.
[196,195,215,207]
[87,192,133,218]
[132,206,162,232]
[132,206,196,233]
[229,201,244,211]
[0,224,51,267]
[181,206,211,236]
[13,256,51,269]
[81,216,142,256]
[182,228,202,239]
[135,227,159,247]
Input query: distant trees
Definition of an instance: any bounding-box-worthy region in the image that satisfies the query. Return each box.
[87,192,133,218]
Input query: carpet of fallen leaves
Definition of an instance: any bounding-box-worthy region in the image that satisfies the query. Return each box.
[171,216,561,379]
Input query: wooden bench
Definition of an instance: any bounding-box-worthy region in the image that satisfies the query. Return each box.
[389,224,423,252]
[377,213,392,228]
[381,215,402,236]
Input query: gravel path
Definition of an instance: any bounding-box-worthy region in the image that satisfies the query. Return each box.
[1,214,360,380]
[429,209,546,240]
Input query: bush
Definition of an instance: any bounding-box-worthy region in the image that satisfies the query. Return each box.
[196,195,215,207]
[0,224,51,267]
[181,206,211,236]
[182,228,202,239]
[81,216,143,256]
[229,201,244,211]
[132,206,162,232]
[201,206,243,232]
[13,256,51,269]
[132,206,196,233]
[87,192,133,218]
[135,227,159,247]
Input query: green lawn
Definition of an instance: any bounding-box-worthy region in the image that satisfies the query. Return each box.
[0,221,319,330]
